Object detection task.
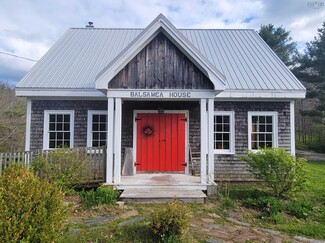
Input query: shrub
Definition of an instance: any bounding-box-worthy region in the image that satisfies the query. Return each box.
[150,200,192,242]
[287,201,313,219]
[0,165,68,242]
[79,185,120,208]
[240,148,309,197]
[31,148,93,190]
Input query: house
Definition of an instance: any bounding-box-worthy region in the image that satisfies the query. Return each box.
[16,14,306,190]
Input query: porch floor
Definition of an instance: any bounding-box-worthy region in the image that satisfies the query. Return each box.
[115,173,209,203]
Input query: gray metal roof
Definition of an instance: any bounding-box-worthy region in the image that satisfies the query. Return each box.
[17,27,305,92]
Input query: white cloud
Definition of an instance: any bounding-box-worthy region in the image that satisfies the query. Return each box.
[0,0,324,85]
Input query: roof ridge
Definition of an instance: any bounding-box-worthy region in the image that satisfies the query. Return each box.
[70,27,255,31]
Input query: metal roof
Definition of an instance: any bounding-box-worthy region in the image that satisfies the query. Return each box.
[17,27,305,92]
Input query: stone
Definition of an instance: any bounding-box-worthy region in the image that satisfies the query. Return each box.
[259,228,281,236]
[232,229,264,243]
[116,201,125,207]
[207,213,221,219]
[206,224,222,230]
[206,230,230,240]
[202,218,215,223]
[120,209,138,219]
[118,217,146,227]
[84,215,116,225]
[226,217,251,227]
[293,236,325,243]
[205,239,224,243]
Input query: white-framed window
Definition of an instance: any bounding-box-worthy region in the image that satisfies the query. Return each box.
[43,110,74,150]
[248,111,278,150]
[214,111,235,154]
[87,110,107,147]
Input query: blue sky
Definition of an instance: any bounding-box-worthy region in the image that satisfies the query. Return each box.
[1,0,324,86]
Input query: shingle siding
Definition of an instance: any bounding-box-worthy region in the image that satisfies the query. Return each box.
[214,101,291,181]
[30,100,107,150]
[30,100,291,182]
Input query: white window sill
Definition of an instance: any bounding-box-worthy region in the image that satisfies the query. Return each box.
[214,150,235,155]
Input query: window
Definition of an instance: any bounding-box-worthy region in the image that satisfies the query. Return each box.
[43,110,74,149]
[87,110,107,147]
[248,111,278,150]
[214,111,235,154]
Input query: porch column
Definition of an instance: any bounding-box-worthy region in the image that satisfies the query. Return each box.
[200,98,207,184]
[25,98,31,151]
[106,98,114,184]
[207,98,215,182]
[113,98,122,184]
[290,101,295,156]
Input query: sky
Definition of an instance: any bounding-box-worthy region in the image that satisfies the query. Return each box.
[0,0,324,86]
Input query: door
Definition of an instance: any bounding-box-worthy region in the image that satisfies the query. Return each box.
[136,113,186,172]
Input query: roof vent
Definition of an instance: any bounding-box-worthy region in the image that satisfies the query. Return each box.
[86,22,94,28]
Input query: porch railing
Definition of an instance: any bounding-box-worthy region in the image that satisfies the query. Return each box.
[0,146,106,183]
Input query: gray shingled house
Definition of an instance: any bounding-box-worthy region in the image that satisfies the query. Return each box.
[16,14,305,194]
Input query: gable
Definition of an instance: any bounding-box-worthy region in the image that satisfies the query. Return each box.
[108,33,214,90]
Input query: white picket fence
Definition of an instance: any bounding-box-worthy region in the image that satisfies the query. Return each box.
[0,147,106,183]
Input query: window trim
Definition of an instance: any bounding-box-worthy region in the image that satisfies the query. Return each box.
[248,111,278,151]
[43,110,74,150]
[214,111,235,154]
[87,110,108,148]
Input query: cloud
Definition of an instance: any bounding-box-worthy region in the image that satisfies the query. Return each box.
[0,0,324,86]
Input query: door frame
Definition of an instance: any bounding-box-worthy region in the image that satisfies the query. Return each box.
[133,110,189,175]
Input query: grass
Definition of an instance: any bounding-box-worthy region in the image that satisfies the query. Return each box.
[61,161,325,242]
[224,161,325,239]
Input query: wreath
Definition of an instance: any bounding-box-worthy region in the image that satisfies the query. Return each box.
[143,126,153,136]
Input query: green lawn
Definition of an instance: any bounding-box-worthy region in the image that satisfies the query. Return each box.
[226,161,325,240]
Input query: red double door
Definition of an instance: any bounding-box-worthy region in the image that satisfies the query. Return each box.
[136,113,186,172]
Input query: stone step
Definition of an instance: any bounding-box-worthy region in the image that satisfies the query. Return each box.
[119,188,207,203]
[115,184,208,190]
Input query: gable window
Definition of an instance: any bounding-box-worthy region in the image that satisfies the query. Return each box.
[214,111,235,154]
[87,110,107,147]
[248,111,278,150]
[43,110,74,149]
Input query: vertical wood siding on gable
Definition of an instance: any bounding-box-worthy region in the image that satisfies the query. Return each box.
[108,32,213,90]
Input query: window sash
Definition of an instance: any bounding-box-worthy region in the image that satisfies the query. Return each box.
[87,111,107,148]
[214,111,234,154]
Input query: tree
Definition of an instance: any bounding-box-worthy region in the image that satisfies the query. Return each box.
[258,24,297,67]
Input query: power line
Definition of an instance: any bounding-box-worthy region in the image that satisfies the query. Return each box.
[0,51,38,62]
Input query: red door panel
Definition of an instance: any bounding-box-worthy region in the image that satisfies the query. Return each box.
[136,113,186,172]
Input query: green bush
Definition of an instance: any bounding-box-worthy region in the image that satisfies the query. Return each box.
[240,148,309,197]
[0,165,68,242]
[79,185,120,208]
[150,200,192,242]
[31,148,93,190]
[242,196,282,217]
[286,201,313,219]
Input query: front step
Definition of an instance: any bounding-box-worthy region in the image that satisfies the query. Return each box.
[119,188,207,203]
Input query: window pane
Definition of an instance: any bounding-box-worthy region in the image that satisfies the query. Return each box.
[57,123,62,131]
[215,142,222,149]
[224,124,230,132]
[93,115,99,122]
[259,134,265,141]
[223,116,230,123]
[57,132,63,139]
[224,142,230,149]
[64,115,70,122]
[259,125,265,132]
[64,123,70,131]
[57,115,63,122]
[93,133,99,140]
[93,123,98,131]
[266,141,273,147]
[267,125,273,132]
[216,116,222,123]
[63,141,70,147]
[49,123,55,131]
[266,134,272,141]
[49,114,56,122]
[93,140,99,147]
[266,116,273,123]
[251,142,257,149]
[252,116,258,123]
[49,141,55,148]
[216,133,222,140]
[260,116,265,123]
[252,124,257,132]
[216,124,222,132]
[99,140,106,146]
[100,132,106,140]
[100,123,106,131]
[251,133,257,142]
[100,115,106,122]
[64,132,70,139]
[223,133,229,141]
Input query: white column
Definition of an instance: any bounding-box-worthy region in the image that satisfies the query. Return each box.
[290,101,295,156]
[114,98,122,184]
[208,98,214,182]
[106,98,114,184]
[200,99,207,184]
[25,98,31,151]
